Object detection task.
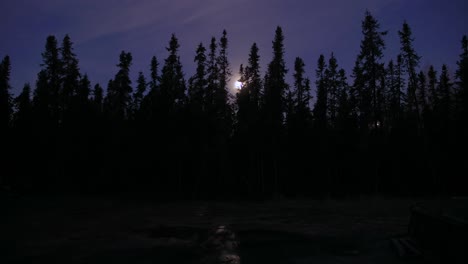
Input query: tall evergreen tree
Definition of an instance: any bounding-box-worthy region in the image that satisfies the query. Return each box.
[456,36,468,124]
[354,11,387,131]
[325,53,341,126]
[133,71,147,118]
[149,56,159,94]
[77,74,91,108]
[33,36,61,126]
[160,34,186,113]
[293,57,311,115]
[399,21,422,122]
[0,55,12,129]
[214,30,232,134]
[438,65,452,122]
[237,42,263,137]
[264,26,288,134]
[244,43,262,117]
[336,69,351,131]
[140,56,159,122]
[288,56,311,139]
[14,83,33,129]
[92,83,103,116]
[106,51,133,120]
[313,54,328,130]
[188,43,207,111]
[206,37,219,112]
[427,66,438,111]
[417,71,428,117]
[60,35,81,122]
[33,70,52,125]
[385,57,406,129]
[235,64,249,135]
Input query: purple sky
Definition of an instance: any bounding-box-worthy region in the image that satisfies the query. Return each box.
[1,0,467,96]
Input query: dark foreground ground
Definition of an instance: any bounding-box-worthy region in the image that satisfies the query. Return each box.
[2,195,467,264]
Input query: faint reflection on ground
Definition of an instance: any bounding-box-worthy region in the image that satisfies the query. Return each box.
[4,197,463,263]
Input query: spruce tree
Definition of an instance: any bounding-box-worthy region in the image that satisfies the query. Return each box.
[399,21,422,122]
[77,74,91,109]
[427,66,438,111]
[417,71,428,116]
[244,43,262,117]
[42,36,62,124]
[61,35,81,123]
[206,37,218,112]
[456,36,468,124]
[160,34,186,112]
[141,56,159,121]
[325,53,340,126]
[133,71,147,118]
[438,65,452,122]
[92,83,103,116]
[33,70,52,125]
[33,36,61,126]
[0,56,12,129]
[109,51,133,120]
[354,11,387,131]
[149,56,159,94]
[235,64,250,135]
[214,30,232,134]
[294,57,311,114]
[188,43,207,111]
[336,69,351,131]
[238,42,263,137]
[264,26,288,135]
[313,54,328,130]
[14,83,33,129]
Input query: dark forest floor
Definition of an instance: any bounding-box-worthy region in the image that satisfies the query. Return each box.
[2,195,467,264]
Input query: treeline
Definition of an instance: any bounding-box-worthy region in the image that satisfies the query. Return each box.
[1,11,467,198]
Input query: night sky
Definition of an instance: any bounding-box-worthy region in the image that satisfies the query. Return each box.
[1,0,467,96]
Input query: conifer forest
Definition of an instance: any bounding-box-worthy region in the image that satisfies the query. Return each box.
[1,11,467,199]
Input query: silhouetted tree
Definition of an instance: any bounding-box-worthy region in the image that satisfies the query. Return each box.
[188,43,207,112]
[106,51,133,120]
[438,65,452,124]
[214,30,232,137]
[61,35,81,124]
[150,56,160,93]
[386,57,405,129]
[205,37,218,113]
[293,57,311,116]
[13,83,33,129]
[335,69,351,131]
[354,11,387,131]
[32,36,61,126]
[236,43,263,144]
[0,55,12,130]
[141,56,159,121]
[263,26,288,195]
[399,21,422,128]
[160,34,186,113]
[326,53,345,127]
[264,26,288,134]
[244,43,262,122]
[132,71,147,119]
[417,71,429,122]
[236,64,249,135]
[33,70,52,125]
[428,66,438,111]
[313,54,328,130]
[92,83,103,117]
[456,36,468,127]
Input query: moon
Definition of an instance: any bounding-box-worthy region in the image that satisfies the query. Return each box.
[235,81,243,90]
